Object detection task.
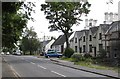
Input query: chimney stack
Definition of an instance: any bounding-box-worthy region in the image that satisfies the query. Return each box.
[89,19,93,27]
[93,20,97,26]
[113,13,118,21]
[109,12,113,22]
[105,12,109,22]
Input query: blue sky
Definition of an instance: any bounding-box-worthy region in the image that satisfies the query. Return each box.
[26,0,119,40]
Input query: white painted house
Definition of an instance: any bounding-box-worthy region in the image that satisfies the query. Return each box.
[51,33,73,53]
[44,39,55,52]
[87,26,98,57]
[70,31,83,53]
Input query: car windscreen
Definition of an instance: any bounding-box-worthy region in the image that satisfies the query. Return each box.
[47,51,56,54]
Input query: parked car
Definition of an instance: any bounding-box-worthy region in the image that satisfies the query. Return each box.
[13,50,21,56]
[1,52,4,55]
[6,52,10,55]
[44,49,62,58]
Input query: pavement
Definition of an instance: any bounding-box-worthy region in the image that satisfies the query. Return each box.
[2,56,20,79]
[50,58,120,79]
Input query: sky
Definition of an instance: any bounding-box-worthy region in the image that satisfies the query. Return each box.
[26,0,119,40]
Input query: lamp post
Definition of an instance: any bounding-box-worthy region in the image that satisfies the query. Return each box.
[40,32,46,53]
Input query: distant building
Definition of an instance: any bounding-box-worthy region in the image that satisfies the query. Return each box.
[40,38,55,53]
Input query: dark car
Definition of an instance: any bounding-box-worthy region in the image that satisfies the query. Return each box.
[44,49,62,58]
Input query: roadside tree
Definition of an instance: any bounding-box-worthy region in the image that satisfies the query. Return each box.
[41,1,91,48]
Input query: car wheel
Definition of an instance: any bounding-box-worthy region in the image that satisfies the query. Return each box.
[57,56,61,58]
[45,56,49,58]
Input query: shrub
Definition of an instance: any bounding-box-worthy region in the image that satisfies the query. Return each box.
[71,53,85,62]
[84,53,92,58]
[64,48,74,58]
[99,49,107,58]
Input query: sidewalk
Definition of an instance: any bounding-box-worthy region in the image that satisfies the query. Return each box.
[2,57,20,79]
[50,58,120,79]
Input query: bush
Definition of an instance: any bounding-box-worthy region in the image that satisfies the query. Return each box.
[99,49,107,58]
[84,53,92,58]
[71,53,85,62]
[64,48,74,58]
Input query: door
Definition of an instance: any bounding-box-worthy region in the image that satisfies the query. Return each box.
[94,47,96,57]
[61,45,64,53]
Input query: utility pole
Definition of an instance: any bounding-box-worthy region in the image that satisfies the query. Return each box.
[40,32,46,53]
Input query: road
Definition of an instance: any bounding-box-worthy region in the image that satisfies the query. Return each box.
[2,55,113,79]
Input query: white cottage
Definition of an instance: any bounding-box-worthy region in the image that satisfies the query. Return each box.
[51,33,73,53]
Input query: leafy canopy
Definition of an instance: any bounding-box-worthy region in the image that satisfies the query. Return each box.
[2,2,35,49]
[21,27,40,55]
[41,2,91,33]
[41,1,91,48]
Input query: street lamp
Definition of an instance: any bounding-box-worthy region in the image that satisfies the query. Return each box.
[40,32,46,53]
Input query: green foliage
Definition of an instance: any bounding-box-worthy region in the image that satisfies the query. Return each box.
[71,53,85,62]
[64,48,74,58]
[41,1,91,48]
[21,27,40,55]
[2,2,35,49]
[99,49,107,58]
[84,53,92,58]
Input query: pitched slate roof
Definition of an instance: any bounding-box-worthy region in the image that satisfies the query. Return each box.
[40,40,51,46]
[90,26,98,35]
[99,24,110,33]
[52,33,73,46]
[105,21,120,34]
[75,31,83,38]
[83,30,89,37]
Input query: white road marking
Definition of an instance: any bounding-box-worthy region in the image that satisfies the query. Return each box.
[9,64,21,77]
[51,71,66,77]
[38,65,47,69]
[30,62,35,65]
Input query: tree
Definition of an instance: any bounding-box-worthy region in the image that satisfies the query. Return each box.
[41,1,91,48]
[2,2,35,49]
[21,27,40,55]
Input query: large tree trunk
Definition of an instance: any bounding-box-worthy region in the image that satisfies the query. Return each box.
[64,32,69,49]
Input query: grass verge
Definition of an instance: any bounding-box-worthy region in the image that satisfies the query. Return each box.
[60,57,119,72]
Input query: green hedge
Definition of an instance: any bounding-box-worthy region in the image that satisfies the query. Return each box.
[71,53,85,62]
[64,48,74,58]
[84,53,92,58]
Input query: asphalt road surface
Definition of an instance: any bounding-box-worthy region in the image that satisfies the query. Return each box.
[2,55,114,79]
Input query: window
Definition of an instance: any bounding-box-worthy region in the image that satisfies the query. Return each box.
[83,36,85,42]
[75,38,77,43]
[89,35,92,41]
[99,33,102,40]
[79,47,82,53]
[89,45,92,52]
[89,23,92,26]
[119,32,120,38]
[83,45,85,52]
[75,46,77,52]
[99,44,103,51]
